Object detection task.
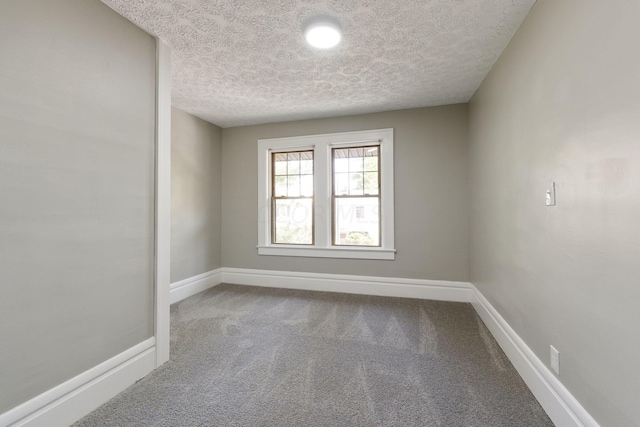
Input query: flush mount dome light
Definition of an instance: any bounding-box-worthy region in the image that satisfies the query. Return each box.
[304,16,342,49]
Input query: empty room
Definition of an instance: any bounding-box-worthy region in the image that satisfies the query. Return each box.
[1,0,639,426]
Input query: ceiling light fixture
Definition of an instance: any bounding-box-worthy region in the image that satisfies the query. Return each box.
[304,16,342,49]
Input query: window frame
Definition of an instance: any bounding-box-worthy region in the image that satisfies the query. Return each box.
[257,128,395,260]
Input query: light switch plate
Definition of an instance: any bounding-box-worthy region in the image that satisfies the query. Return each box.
[546,182,556,206]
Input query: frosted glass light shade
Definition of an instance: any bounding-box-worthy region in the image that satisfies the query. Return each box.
[304,18,342,49]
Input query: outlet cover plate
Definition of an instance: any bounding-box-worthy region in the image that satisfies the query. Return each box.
[550,345,560,375]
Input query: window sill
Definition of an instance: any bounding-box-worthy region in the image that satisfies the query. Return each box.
[257,245,396,260]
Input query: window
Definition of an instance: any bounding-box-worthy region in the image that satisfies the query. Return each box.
[332,146,380,246]
[272,151,314,245]
[258,129,395,260]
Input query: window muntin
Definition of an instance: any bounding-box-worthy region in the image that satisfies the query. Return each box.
[332,146,380,246]
[272,150,314,245]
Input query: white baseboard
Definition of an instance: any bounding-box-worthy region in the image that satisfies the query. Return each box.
[222,267,474,302]
[170,268,222,304]
[471,289,599,427]
[222,267,598,427]
[1,338,156,427]
[3,268,597,427]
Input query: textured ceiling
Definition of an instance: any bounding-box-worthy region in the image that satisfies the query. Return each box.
[102,0,536,128]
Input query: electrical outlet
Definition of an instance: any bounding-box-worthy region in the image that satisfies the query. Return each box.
[550,345,560,375]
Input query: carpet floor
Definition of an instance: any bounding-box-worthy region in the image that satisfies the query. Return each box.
[75,284,554,426]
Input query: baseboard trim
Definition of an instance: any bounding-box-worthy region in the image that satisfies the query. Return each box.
[1,338,156,427]
[471,289,599,427]
[222,267,474,303]
[222,267,598,427]
[6,269,597,427]
[170,268,222,304]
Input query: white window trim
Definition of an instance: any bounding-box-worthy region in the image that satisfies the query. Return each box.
[257,128,395,260]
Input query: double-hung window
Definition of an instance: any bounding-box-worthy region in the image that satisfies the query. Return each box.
[332,145,380,247]
[258,129,395,260]
[272,151,314,245]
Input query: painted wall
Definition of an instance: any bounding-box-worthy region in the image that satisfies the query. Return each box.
[469,1,640,425]
[0,0,156,413]
[222,105,469,281]
[171,107,222,283]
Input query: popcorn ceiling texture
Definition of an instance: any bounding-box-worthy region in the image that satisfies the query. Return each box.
[102,0,535,128]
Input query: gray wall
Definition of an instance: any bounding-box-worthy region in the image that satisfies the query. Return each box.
[0,0,156,413]
[222,105,469,281]
[171,107,222,283]
[468,1,640,425]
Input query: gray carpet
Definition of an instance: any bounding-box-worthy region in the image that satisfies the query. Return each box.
[75,284,554,426]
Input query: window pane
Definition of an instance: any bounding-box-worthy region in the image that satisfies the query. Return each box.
[300,159,313,174]
[301,175,313,197]
[274,176,287,197]
[334,173,349,195]
[275,160,287,176]
[287,175,300,197]
[349,156,364,172]
[365,146,378,157]
[364,172,379,195]
[349,173,364,195]
[274,199,313,244]
[334,197,379,246]
[364,156,378,171]
[333,148,347,157]
[288,158,300,174]
[334,158,349,173]
[348,148,363,158]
